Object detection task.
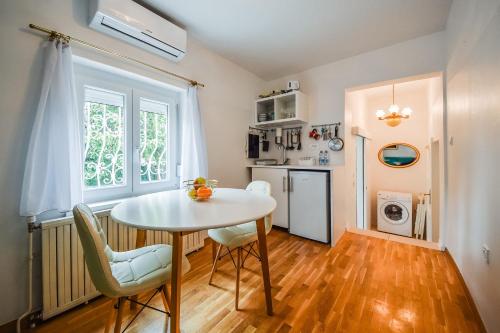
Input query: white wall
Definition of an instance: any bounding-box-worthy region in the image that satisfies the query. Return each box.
[0,0,263,325]
[445,0,500,331]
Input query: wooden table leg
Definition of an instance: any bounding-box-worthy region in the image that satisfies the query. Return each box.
[170,231,183,333]
[256,217,273,315]
[130,229,147,309]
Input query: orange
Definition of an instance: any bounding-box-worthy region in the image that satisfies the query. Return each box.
[196,186,212,199]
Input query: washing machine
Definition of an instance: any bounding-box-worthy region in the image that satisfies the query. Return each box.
[377,191,413,237]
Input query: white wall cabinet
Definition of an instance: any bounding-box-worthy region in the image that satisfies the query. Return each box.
[252,168,289,228]
[255,91,308,128]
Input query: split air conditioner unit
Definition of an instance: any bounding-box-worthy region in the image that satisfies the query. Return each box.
[88,0,186,62]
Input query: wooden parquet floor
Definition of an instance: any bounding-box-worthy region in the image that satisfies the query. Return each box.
[31,230,483,333]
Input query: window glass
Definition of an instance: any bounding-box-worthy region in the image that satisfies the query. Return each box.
[83,87,126,189]
[139,98,169,183]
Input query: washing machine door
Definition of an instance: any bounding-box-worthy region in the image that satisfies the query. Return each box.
[380,201,409,225]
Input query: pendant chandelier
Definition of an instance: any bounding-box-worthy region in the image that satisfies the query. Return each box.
[375,84,412,127]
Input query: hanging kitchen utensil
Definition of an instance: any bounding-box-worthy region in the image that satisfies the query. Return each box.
[291,130,297,144]
[286,130,293,150]
[309,128,320,140]
[291,130,298,150]
[297,129,302,150]
[328,124,344,151]
[292,129,299,148]
[275,127,282,145]
[262,131,269,151]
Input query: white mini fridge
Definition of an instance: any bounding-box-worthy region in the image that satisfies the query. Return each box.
[288,170,330,243]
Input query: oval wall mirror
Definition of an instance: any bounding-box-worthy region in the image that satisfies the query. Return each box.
[378,143,420,168]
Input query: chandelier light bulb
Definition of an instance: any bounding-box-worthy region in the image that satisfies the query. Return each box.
[388,104,399,114]
[375,110,386,118]
[402,107,413,116]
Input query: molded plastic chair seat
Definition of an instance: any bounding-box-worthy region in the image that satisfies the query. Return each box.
[208,220,272,249]
[110,244,190,295]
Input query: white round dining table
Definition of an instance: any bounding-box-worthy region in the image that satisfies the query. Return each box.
[111,188,276,333]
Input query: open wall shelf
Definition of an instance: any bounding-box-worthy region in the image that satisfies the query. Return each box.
[255,91,308,128]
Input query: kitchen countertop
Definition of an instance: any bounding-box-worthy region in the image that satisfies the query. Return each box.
[247,164,335,171]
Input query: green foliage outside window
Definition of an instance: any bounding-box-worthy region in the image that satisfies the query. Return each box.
[83,101,124,188]
[139,110,168,183]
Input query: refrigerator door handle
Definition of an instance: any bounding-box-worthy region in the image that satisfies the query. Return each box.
[289,176,293,192]
[282,176,287,192]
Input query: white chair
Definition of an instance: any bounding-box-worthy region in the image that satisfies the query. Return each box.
[73,204,190,333]
[207,181,272,310]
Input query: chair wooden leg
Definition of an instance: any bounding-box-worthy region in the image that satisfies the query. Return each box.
[211,240,218,264]
[235,247,242,310]
[208,244,223,285]
[114,298,125,333]
[161,285,171,313]
[104,299,117,333]
[131,230,147,309]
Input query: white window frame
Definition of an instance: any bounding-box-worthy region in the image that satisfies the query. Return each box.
[133,89,178,195]
[75,62,181,203]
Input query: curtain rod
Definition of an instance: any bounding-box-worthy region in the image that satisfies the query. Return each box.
[28,23,205,88]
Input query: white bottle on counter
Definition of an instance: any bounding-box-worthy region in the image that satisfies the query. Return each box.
[324,150,329,165]
[319,151,324,165]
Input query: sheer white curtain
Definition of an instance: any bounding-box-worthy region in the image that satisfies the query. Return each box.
[180,85,208,183]
[20,40,83,216]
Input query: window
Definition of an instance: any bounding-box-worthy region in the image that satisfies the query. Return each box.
[75,62,181,203]
[83,87,126,189]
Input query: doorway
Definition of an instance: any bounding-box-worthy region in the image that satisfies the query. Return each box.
[346,73,444,247]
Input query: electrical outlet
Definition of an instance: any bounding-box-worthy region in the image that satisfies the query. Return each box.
[482,244,490,264]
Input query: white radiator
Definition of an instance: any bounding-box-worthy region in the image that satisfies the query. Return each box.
[41,210,206,320]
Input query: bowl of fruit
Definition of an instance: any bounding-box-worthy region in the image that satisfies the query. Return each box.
[183,177,218,201]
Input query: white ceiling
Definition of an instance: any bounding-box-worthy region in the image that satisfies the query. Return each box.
[140,0,452,80]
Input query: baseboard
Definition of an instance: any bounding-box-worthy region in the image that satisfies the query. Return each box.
[444,248,488,333]
[346,227,441,250]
